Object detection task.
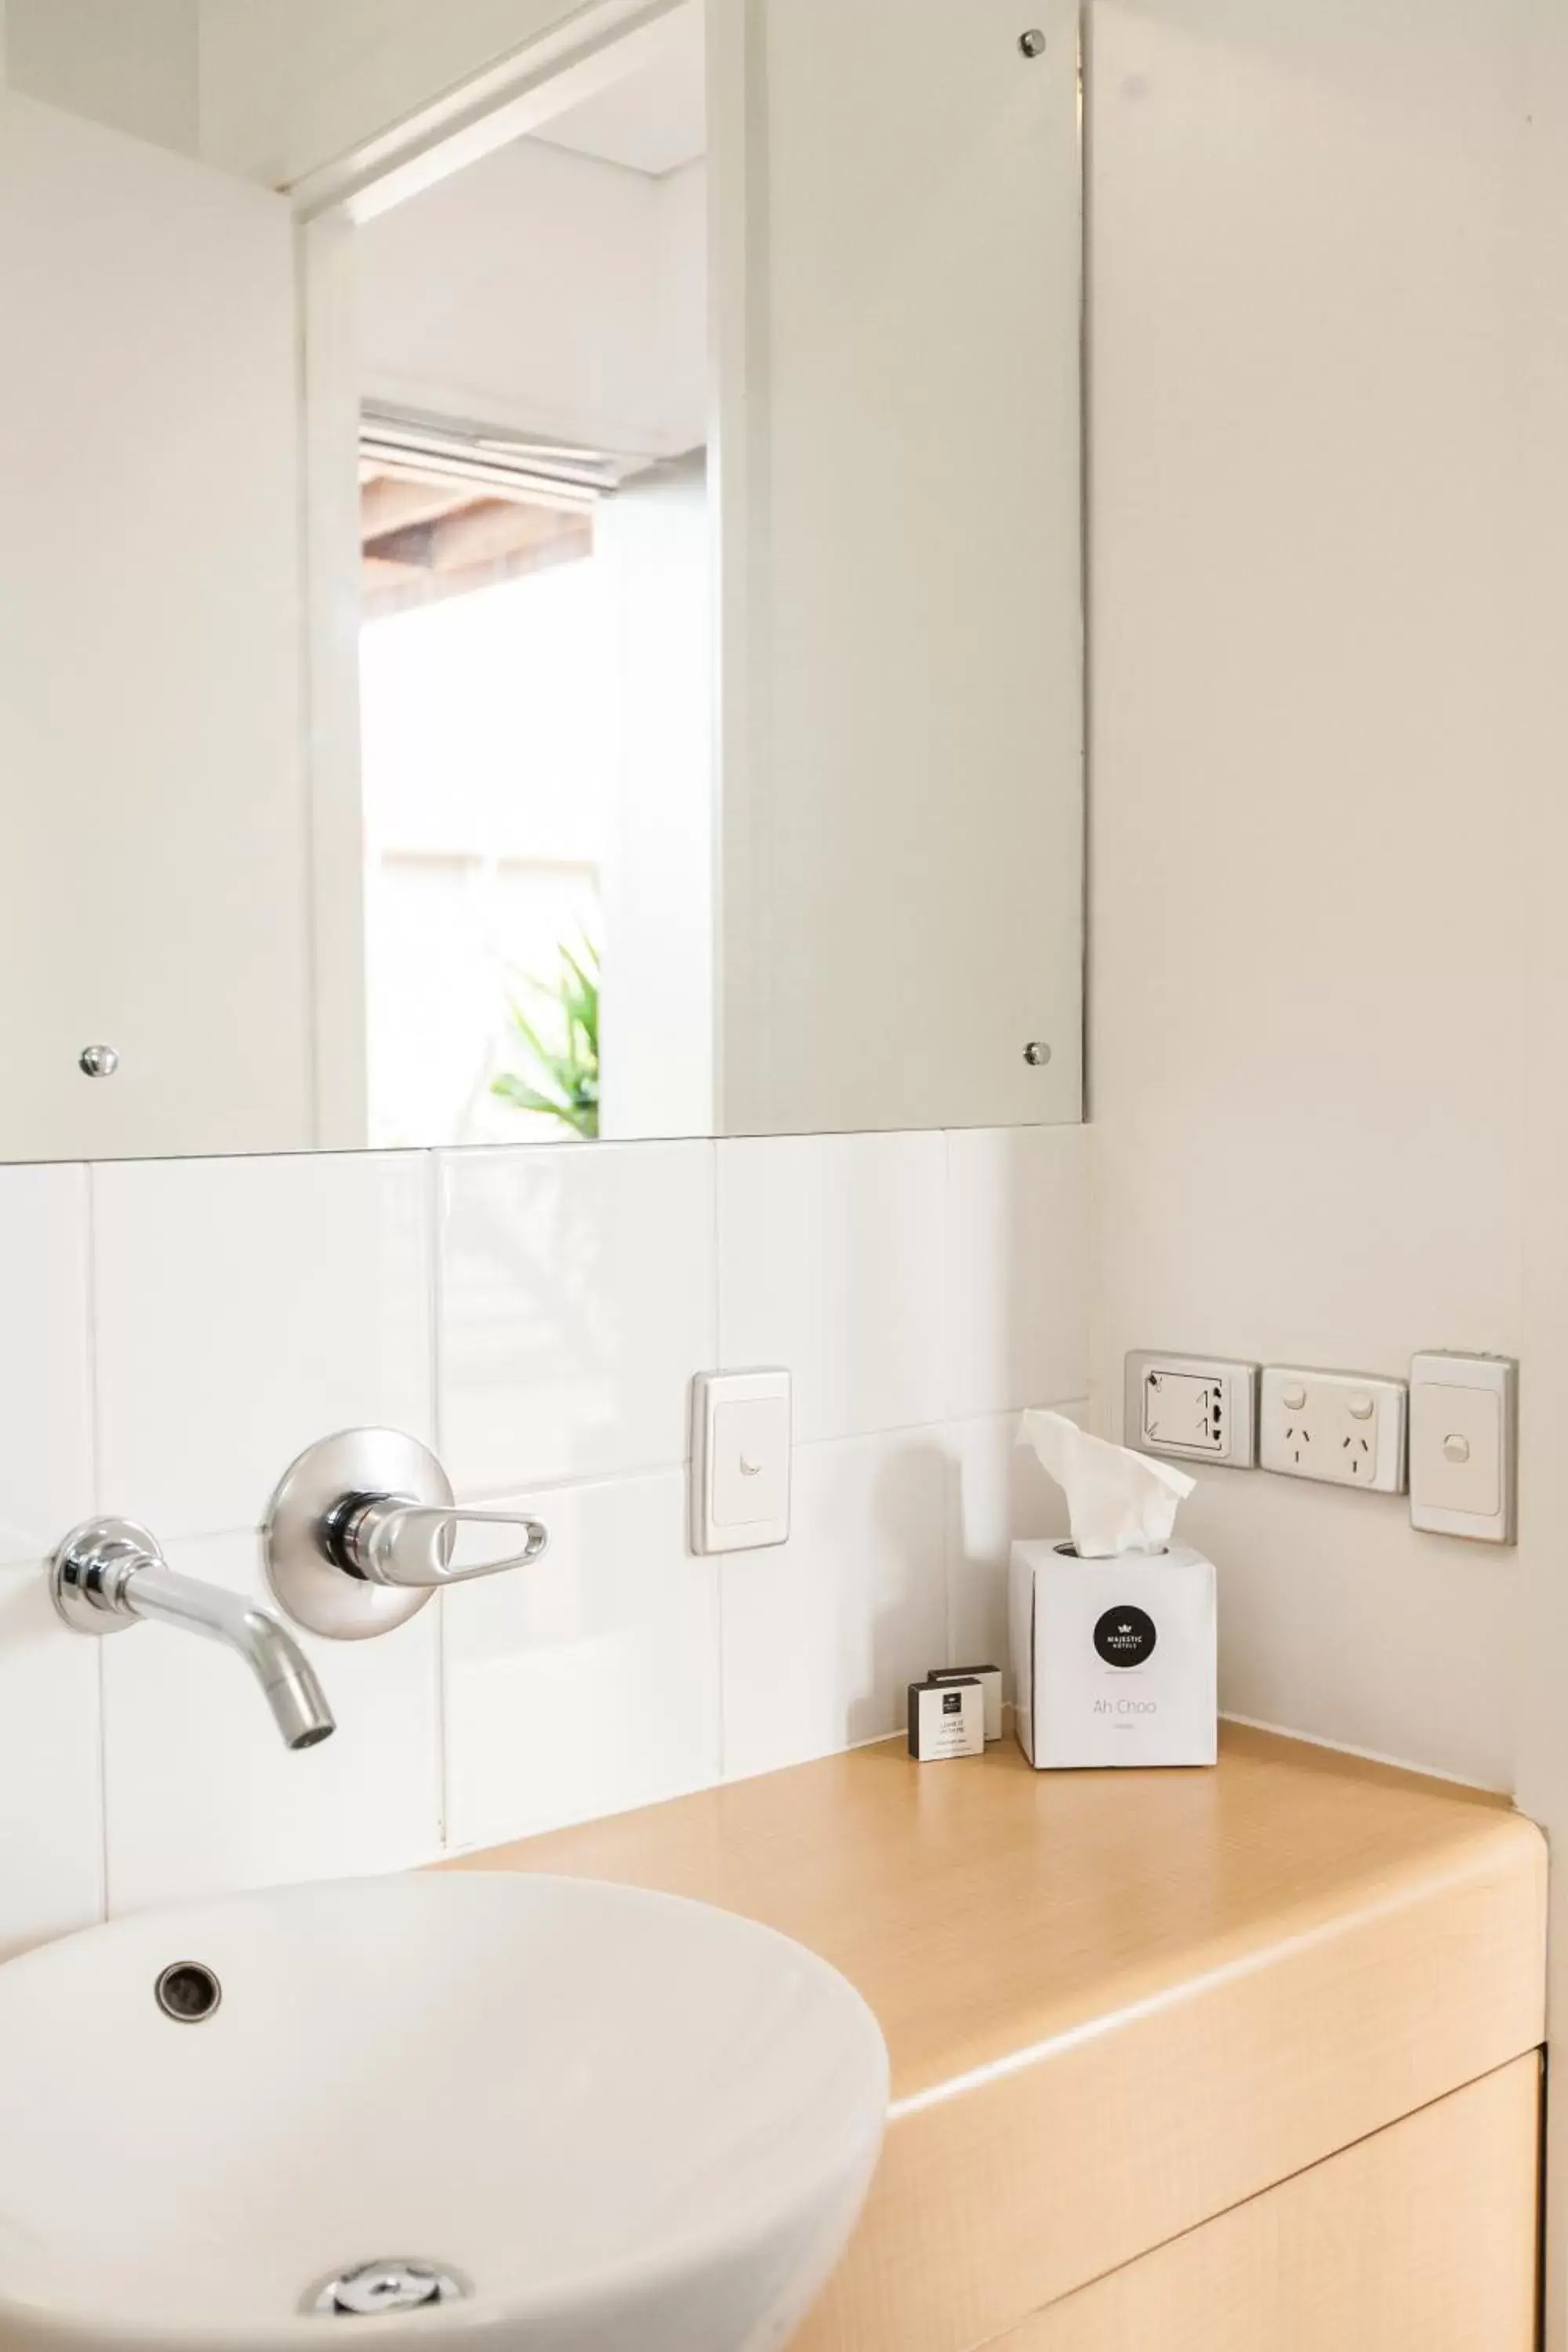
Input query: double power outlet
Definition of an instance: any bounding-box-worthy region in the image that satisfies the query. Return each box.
[1255,1366,1406,1493]
[1125,1353,1404,1493]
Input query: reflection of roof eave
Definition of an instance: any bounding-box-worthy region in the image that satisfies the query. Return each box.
[361,405,636,508]
[358,439,597,621]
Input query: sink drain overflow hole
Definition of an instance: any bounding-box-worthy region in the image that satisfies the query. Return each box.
[154,1962,222,2023]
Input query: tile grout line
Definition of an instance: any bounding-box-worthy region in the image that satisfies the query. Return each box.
[453,1399,1087,1506]
[426,1150,450,1851]
[940,1131,958,1664]
[710,1140,729,1785]
[100,1397,1093,1552]
[82,1164,111,1926]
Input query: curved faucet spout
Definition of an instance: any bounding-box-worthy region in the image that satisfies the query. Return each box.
[49,1519,336,1751]
[122,1565,336,1751]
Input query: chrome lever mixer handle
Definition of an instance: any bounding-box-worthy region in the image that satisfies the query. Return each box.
[263,1428,552,1642]
[328,1496,550,1588]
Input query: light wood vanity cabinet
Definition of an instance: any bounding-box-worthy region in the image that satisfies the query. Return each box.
[457,1725,1547,2352]
[1002,2058,1541,2352]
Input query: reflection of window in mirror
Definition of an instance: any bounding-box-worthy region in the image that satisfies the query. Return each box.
[350,4,710,1150]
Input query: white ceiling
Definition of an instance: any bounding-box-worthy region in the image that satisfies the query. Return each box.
[530,2,706,179]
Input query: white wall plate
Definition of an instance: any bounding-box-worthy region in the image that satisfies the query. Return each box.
[689,1370,791,1555]
[1408,1352,1517,1544]
[1123,1352,1258,1468]
[1258,1367,1406,1494]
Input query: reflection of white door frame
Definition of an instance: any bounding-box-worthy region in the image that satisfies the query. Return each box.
[289,2,701,225]
[292,0,746,1148]
[597,451,713,1141]
[298,208,370,1149]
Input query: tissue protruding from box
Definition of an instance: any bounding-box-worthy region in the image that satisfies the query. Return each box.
[1017,1409,1194,1557]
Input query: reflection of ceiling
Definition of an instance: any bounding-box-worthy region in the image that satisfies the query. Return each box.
[359,467,590,619]
[530,2,706,178]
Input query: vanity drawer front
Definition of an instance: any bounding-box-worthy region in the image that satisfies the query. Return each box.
[1006,2054,1540,2352]
[792,1824,1541,2352]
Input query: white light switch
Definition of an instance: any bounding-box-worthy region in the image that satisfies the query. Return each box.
[1409,1352,1516,1544]
[690,1370,791,1555]
[713,1400,788,1526]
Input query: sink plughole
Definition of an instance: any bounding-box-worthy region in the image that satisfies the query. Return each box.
[0,1872,889,2351]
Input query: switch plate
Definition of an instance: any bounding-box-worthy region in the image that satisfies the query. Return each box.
[1408,1352,1516,1544]
[1258,1366,1406,1492]
[1123,1352,1258,1468]
[689,1370,791,1554]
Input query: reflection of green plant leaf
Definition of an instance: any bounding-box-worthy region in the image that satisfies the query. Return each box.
[492,935,601,1138]
[491,1076,572,1118]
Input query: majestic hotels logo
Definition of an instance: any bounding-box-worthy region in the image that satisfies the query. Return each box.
[1092,1605,1158,1668]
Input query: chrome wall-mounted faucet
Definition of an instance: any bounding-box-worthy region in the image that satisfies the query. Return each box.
[263,1429,548,1641]
[50,1519,336,1751]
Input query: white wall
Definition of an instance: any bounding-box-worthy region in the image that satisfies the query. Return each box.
[0,1125,1083,1951]
[354,138,708,456]
[652,151,706,434]
[1089,0,1533,1791]
[1508,5,1568,2336]
[198,0,594,189]
[5,0,198,154]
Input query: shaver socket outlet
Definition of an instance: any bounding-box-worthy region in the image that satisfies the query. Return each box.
[1123,1353,1258,1468]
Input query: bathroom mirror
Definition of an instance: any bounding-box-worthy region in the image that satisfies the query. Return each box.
[0,0,1082,1160]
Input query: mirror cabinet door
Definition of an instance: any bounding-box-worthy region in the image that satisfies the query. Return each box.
[0,95,310,1160]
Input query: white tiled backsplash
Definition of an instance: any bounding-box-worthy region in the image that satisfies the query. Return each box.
[0,1126,1086,1954]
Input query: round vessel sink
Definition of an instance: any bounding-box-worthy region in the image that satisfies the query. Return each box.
[0,1871,888,2351]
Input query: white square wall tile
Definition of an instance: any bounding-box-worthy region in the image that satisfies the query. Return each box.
[444,1470,720,1852]
[720,1432,948,1782]
[438,1142,716,1497]
[0,1164,93,1566]
[717,1133,947,1443]
[0,1563,104,1955]
[944,1407,1081,1693]
[101,1530,441,1915]
[92,1153,434,1537]
[946,1127,1088,1420]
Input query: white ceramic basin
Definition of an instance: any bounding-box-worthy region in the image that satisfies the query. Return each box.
[0,1872,888,2352]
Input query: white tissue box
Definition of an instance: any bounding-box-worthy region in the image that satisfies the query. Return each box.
[1009,1539,1217,1769]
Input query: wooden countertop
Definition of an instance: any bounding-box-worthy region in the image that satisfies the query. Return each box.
[449,1724,1546,2349]
[449,1722,1541,2109]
